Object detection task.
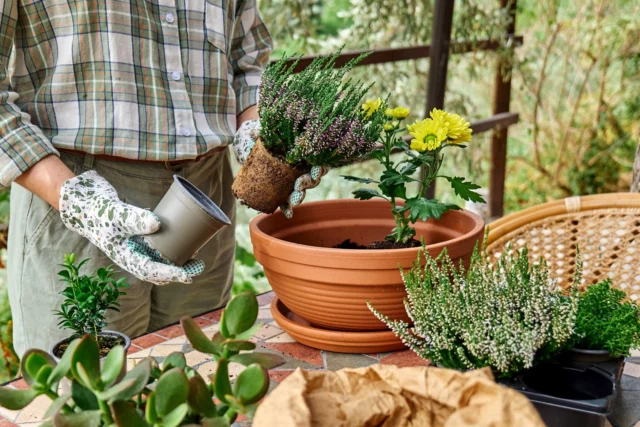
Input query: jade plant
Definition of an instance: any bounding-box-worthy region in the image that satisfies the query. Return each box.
[0,292,284,426]
[55,253,129,341]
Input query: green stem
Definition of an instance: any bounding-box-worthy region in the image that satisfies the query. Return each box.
[98,399,114,424]
[44,391,73,414]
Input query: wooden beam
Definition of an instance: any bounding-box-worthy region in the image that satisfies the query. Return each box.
[421,0,455,199]
[489,0,517,218]
[271,36,523,73]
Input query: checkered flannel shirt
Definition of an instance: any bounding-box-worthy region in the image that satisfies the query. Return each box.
[0,0,272,186]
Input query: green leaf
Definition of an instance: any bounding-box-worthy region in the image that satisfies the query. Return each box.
[71,380,99,410]
[445,176,485,203]
[43,393,71,419]
[53,410,101,427]
[201,417,231,427]
[340,175,378,184]
[222,340,256,352]
[22,350,55,386]
[221,292,259,337]
[111,400,149,427]
[380,169,413,186]
[0,387,40,410]
[101,346,125,387]
[233,323,262,341]
[35,365,53,386]
[213,360,232,404]
[159,403,189,427]
[48,339,80,387]
[228,353,285,369]
[155,368,189,418]
[182,317,220,355]
[188,375,217,418]
[98,358,151,403]
[70,336,101,388]
[233,364,269,405]
[399,161,419,176]
[405,198,460,222]
[145,391,158,424]
[353,188,384,200]
[219,312,231,339]
[162,352,187,372]
[368,149,386,162]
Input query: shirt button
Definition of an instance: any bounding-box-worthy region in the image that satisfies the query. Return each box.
[171,72,181,81]
[165,13,175,23]
[182,127,191,137]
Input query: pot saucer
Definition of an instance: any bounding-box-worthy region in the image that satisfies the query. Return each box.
[271,297,406,354]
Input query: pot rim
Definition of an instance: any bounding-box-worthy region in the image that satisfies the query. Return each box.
[172,175,231,226]
[50,330,131,362]
[250,199,485,258]
[567,347,612,356]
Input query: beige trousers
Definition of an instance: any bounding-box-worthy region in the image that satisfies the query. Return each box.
[8,150,236,357]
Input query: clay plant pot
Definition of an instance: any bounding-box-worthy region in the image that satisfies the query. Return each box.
[145,175,232,266]
[232,139,308,214]
[250,199,485,332]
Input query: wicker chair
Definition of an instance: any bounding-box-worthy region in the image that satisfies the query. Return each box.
[486,193,640,301]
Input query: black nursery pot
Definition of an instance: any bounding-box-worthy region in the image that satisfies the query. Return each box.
[144,175,232,266]
[501,364,616,427]
[561,348,625,382]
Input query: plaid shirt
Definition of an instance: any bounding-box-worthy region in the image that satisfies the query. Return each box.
[0,0,272,186]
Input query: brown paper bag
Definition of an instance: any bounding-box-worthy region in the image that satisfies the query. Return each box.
[253,364,544,427]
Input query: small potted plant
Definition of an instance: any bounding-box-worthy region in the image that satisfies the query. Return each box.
[561,279,640,380]
[52,253,131,360]
[251,107,484,352]
[232,52,386,214]
[0,292,285,426]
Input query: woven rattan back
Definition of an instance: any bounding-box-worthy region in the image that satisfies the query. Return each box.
[486,193,640,301]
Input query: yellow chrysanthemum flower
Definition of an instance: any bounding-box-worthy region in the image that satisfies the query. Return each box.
[362,98,383,119]
[429,108,472,144]
[407,118,448,152]
[385,107,410,119]
[384,123,394,131]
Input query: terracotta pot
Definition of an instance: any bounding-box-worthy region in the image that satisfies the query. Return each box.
[250,199,485,331]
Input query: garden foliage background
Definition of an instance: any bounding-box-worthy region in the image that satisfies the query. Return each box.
[0,0,638,382]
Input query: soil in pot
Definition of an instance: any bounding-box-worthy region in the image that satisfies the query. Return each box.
[232,139,308,214]
[53,334,126,358]
[334,239,421,250]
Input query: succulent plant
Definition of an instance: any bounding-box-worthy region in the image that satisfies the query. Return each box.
[0,292,284,426]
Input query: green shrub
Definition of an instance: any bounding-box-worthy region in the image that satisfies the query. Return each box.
[568,280,640,357]
[55,254,129,340]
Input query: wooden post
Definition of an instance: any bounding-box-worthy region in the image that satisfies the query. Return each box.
[489,0,517,218]
[422,0,455,198]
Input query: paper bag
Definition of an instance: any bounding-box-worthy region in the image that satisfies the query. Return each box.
[253,364,544,427]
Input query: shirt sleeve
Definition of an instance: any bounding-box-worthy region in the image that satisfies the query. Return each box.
[0,0,57,187]
[230,0,273,116]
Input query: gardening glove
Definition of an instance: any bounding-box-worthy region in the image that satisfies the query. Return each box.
[59,171,205,285]
[233,119,328,219]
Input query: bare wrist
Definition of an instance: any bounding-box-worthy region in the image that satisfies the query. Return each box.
[14,155,76,210]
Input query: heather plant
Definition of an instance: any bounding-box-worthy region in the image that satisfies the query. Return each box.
[369,245,579,378]
[0,292,284,426]
[343,107,484,244]
[55,253,129,341]
[568,280,640,358]
[258,51,386,168]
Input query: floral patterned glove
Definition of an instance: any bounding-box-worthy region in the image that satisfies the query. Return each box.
[59,171,204,285]
[233,119,327,219]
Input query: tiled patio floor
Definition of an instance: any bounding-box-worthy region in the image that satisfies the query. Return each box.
[0,291,639,426]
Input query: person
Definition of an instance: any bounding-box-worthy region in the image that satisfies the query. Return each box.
[0,0,323,357]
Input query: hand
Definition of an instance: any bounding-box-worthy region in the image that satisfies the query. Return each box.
[233,120,328,219]
[59,171,204,285]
